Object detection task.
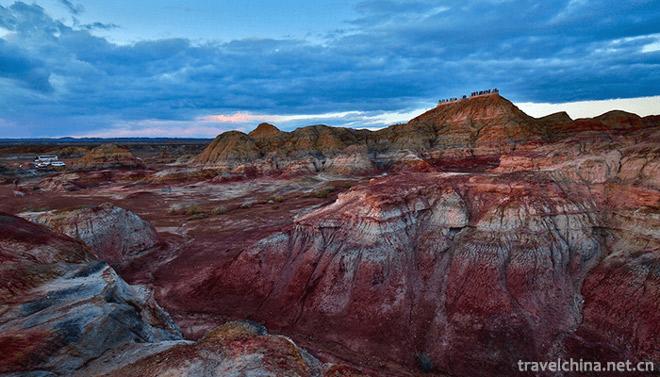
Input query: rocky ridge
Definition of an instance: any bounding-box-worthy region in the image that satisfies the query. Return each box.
[191,94,659,178]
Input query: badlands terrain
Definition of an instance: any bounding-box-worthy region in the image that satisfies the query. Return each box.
[0,93,658,376]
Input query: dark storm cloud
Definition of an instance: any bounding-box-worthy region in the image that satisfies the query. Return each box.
[0,39,53,92]
[0,0,658,136]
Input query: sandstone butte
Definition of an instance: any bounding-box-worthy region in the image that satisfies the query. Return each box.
[74,143,145,170]
[190,93,657,177]
[0,92,658,376]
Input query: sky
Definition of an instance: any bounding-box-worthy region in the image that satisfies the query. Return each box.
[0,0,659,138]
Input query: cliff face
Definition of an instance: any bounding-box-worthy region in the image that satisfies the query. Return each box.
[172,175,595,375]
[159,120,660,375]
[178,178,655,375]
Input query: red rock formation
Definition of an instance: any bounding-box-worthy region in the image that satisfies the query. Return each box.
[20,203,161,265]
[405,93,544,149]
[154,122,659,375]
[249,122,285,140]
[3,94,658,377]
[0,214,374,376]
[167,173,607,375]
[0,213,182,376]
[565,249,659,365]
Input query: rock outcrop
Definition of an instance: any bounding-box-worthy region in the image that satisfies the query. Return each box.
[0,213,183,376]
[0,214,372,376]
[20,203,160,265]
[158,123,660,375]
[98,321,371,377]
[75,144,144,170]
[403,93,543,149]
[195,124,372,176]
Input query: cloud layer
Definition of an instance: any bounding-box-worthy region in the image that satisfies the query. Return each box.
[0,0,659,137]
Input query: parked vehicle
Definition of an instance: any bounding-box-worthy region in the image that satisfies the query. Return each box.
[32,154,65,169]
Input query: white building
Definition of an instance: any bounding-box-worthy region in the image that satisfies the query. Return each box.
[35,155,59,162]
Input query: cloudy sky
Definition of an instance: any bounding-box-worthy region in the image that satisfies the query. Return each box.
[0,0,659,137]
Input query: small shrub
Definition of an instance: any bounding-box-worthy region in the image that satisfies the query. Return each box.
[271,195,285,203]
[240,201,253,209]
[312,186,335,199]
[211,205,228,215]
[187,205,205,216]
[188,212,209,220]
[169,203,204,216]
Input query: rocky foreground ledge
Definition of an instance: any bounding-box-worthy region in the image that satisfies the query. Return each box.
[0,214,369,376]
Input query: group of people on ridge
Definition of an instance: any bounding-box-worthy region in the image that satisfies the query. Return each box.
[438,88,499,104]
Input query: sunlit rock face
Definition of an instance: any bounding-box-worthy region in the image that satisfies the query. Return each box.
[190,94,659,182]
[20,203,160,265]
[194,124,375,176]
